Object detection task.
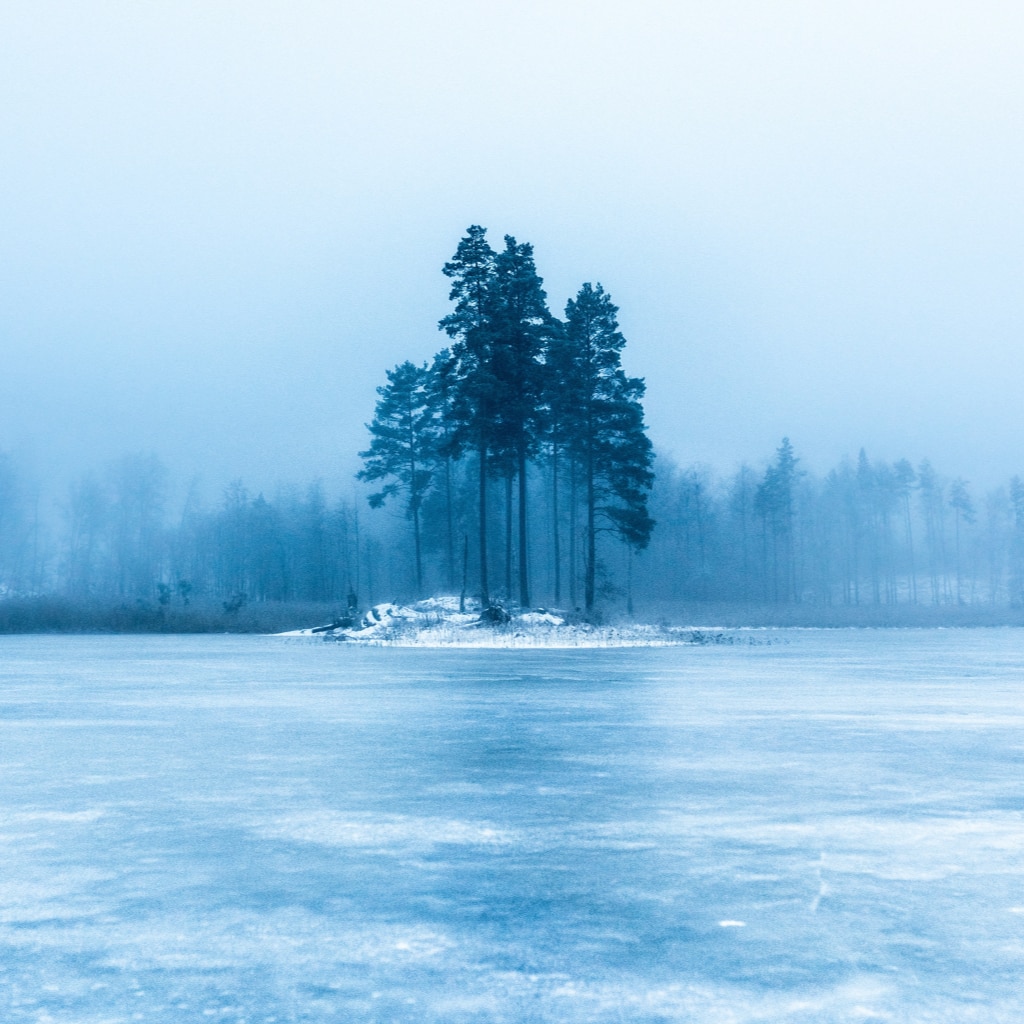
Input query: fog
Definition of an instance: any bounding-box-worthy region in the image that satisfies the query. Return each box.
[3,0,1024,502]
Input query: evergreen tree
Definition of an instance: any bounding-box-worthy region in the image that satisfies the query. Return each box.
[439,226,498,605]
[561,282,654,612]
[820,461,858,604]
[856,450,882,603]
[357,360,436,593]
[949,477,976,604]
[917,460,946,604]
[727,465,759,602]
[488,236,554,607]
[755,438,800,602]
[545,320,575,604]
[982,487,1009,605]
[427,347,459,590]
[893,458,917,604]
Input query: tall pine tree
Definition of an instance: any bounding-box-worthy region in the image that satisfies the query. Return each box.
[755,438,800,603]
[357,360,436,593]
[488,236,553,607]
[561,283,654,612]
[427,347,459,591]
[439,226,498,606]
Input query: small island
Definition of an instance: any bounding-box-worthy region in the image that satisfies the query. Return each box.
[278,595,745,648]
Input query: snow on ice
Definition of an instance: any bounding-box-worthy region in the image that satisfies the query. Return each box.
[277,595,746,648]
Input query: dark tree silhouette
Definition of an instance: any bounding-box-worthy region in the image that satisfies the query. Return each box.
[357,360,436,593]
[755,438,800,602]
[439,226,498,605]
[561,282,654,612]
[487,236,554,607]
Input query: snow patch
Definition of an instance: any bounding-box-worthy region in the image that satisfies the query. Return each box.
[276,596,758,648]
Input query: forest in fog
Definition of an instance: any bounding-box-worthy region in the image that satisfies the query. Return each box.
[2,436,1024,627]
[3,227,1024,627]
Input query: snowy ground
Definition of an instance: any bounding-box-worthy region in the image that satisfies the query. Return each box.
[277,595,749,647]
[2,630,1024,1022]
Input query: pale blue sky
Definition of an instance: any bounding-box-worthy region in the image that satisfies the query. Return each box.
[2,0,1023,496]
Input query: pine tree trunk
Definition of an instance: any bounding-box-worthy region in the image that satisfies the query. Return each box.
[410,451,422,594]
[518,446,529,608]
[569,461,578,608]
[740,496,750,602]
[504,472,513,600]
[353,504,361,602]
[955,515,962,604]
[626,545,634,616]
[552,442,561,605]
[413,502,423,594]
[585,449,596,612]
[478,444,489,606]
[445,456,455,592]
[460,532,468,613]
[696,488,707,600]
[760,517,768,603]
[926,511,939,605]
[904,495,917,604]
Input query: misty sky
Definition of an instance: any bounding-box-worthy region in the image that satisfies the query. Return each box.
[3,1,1023,501]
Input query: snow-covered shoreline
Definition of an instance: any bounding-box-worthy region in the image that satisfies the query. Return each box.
[275,596,757,648]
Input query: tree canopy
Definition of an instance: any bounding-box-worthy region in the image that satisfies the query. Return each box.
[357,227,655,612]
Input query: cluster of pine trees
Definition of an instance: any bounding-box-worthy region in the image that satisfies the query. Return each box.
[357,226,654,612]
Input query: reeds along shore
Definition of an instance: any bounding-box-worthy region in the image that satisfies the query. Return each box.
[0,597,334,634]
[1,595,1023,634]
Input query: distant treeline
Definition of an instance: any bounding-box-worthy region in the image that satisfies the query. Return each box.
[642,442,1024,612]
[1,438,1023,626]
[0,453,368,611]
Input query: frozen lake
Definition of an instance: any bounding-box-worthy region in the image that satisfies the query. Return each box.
[1,631,1023,1022]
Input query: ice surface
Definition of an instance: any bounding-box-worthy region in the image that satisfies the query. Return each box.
[1,630,1023,1021]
